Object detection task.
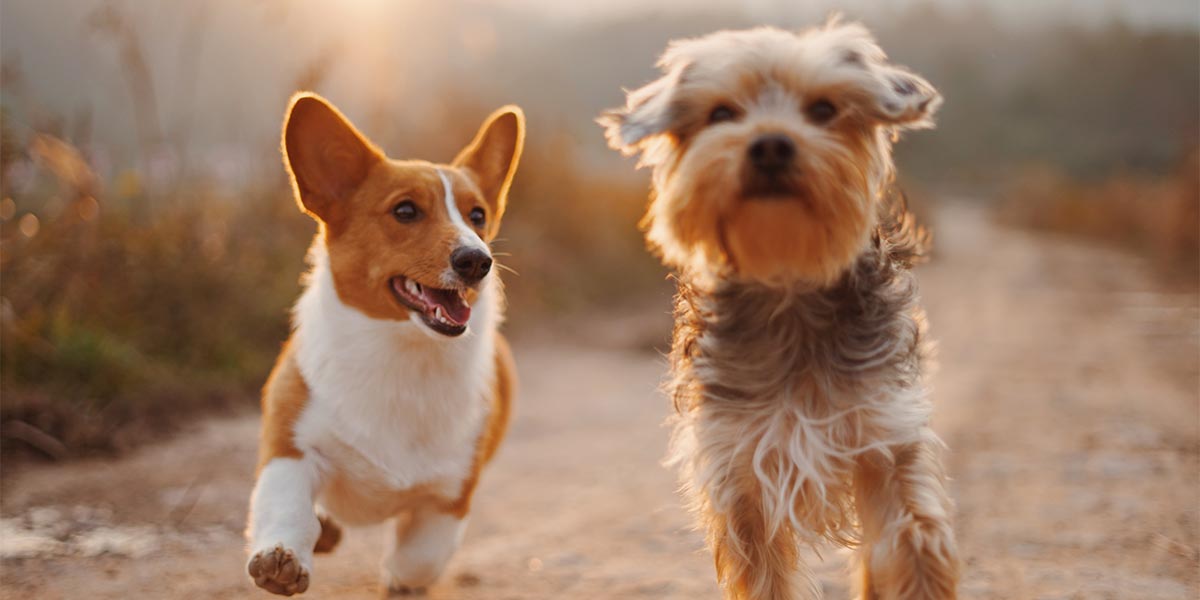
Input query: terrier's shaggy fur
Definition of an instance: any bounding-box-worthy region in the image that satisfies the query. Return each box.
[601,20,960,599]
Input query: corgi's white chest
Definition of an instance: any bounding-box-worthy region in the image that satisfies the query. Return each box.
[289,245,498,498]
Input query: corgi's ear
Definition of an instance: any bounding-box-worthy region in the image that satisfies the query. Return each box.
[453,106,525,224]
[282,93,383,221]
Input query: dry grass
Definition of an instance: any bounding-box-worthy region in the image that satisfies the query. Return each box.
[0,114,662,461]
[996,149,1199,282]
[1,139,312,458]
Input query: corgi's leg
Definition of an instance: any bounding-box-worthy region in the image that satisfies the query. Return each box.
[380,507,468,594]
[247,457,322,596]
[313,509,342,554]
[853,434,959,600]
[247,343,321,596]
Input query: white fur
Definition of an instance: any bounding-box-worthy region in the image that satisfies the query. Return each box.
[669,382,932,550]
[381,508,468,590]
[293,242,497,515]
[246,240,499,584]
[437,169,490,288]
[248,458,323,572]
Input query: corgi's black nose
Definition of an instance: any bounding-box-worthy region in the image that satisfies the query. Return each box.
[748,134,795,172]
[451,247,492,284]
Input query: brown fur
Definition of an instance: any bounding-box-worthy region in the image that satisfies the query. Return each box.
[312,514,341,554]
[282,96,521,321]
[256,340,308,474]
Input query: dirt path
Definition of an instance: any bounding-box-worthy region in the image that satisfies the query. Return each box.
[2,203,1197,599]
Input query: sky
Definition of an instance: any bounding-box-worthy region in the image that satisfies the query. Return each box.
[495,0,1200,29]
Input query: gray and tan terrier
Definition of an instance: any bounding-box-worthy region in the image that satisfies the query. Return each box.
[601,19,960,600]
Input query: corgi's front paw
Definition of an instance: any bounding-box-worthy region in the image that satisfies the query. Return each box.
[248,544,310,596]
[384,582,428,596]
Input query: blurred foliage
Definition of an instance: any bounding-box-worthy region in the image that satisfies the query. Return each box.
[0,104,661,460]
[1,129,313,458]
[997,149,1200,281]
[867,11,1199,180]
[0,2,1196,460]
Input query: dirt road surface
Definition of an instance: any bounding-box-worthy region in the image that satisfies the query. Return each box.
[2,203,1197,599]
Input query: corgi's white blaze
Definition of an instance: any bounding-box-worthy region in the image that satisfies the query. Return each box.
[437,168,490,288]
[246,240,499,579]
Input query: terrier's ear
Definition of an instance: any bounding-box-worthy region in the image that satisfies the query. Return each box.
[598,61,689,155]
[452,105,525,226]
[820,21,941,129]
[860,64,941,129]
[282,93,383,221]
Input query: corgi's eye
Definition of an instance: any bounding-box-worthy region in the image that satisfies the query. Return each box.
[392,200,420,222]
[806,99,838,124]
[468,207,486,228]
[708,105,737,124]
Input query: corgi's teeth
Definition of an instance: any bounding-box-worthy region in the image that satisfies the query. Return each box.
[405,279,420,295]
[434,306,445,322]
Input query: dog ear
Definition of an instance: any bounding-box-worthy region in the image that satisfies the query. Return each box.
[453,105,525,223]
[859,64,941,129]
[282,93,383,221]
[817,20,941,129]
[598,62,689,155]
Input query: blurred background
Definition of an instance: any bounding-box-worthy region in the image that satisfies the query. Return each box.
[0,1,1197,598]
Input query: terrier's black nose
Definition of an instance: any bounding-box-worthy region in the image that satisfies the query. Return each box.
[451,247,492,283]
[747,134,795,172]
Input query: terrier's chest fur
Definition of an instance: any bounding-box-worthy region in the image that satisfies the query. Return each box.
[667,204,934,543]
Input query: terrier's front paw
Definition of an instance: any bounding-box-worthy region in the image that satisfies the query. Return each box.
[248,544,310,596]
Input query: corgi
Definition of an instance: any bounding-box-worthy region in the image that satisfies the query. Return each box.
[245,93,524,596]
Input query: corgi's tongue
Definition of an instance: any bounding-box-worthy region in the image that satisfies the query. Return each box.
[421,287,471,326]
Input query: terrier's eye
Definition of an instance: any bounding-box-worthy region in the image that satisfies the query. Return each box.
[392,200,420,222]
[806,99,838,124]
[708,105,737,124]
[468,207,486,228]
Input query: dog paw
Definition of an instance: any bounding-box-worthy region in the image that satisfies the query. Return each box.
[383,583,428,597]
[248,544,310,596]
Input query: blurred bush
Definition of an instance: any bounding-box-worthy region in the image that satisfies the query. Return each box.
[1,0,1196,460]
[0,100,663,460]
[1,131,309,458]
[996,148,1200,281]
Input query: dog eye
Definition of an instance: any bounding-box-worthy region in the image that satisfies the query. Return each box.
[806,99,838,124]
[708,105,737,124]
[468,207,486,228]
[392,200,420,222]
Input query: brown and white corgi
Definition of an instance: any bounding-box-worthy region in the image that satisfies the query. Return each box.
[245,93,524,596]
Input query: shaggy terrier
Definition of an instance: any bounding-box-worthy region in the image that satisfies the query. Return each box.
[601,20,960,600]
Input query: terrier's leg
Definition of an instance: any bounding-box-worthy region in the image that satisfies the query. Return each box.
[247,457,322,596]
[380,506,468,595]
[854,435,959,600]
[704,479,819,600]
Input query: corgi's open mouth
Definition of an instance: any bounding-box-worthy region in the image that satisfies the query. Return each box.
[389,276,471,337]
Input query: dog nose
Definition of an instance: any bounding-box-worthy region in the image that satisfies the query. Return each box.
[450,247,492,283]
[747,134,795,172]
